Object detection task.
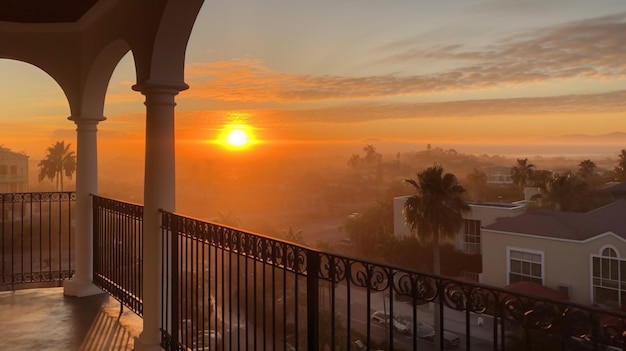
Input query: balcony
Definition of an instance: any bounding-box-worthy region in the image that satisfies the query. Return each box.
[3,192,626,350]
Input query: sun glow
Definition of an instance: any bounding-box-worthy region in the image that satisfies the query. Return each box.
[217,124,256,151]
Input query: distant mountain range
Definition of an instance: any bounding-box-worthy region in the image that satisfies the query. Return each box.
[543,132,626,144]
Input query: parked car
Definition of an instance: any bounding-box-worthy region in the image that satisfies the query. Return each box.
[370,311,410,334]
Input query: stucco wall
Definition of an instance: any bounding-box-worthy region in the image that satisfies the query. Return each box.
[482,229,626,305]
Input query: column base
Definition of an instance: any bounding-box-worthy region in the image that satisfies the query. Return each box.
[134,332,164,351]
[63,279,104,297]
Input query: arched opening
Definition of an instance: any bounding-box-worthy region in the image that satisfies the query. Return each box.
[0,59,74,192]
[98,52,145,203]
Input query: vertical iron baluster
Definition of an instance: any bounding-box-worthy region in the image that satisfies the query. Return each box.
[243,235,247,350]
[466,301,471,350]
[221,230,225,351]
[214,232,219,351]
[389,268,394,351]
[201,226,206,351]
[227,229,233,350]
[294,248,300,351]
[39,195,43,282]
[237,234,241,351]
[306,250,320,351]
[262,246,266,351]
[171,213,180,351]
[11,194,15,289]
[271,242,276,351]
[68,194,72,279]
[346,259,352,351]
[439,285,445,351]
[282,243,287,351]
[58,194,62,278]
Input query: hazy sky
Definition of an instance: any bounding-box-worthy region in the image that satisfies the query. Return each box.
[1,0,625,160]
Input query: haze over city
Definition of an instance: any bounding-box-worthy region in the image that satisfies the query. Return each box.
[1,1,625,214]
[3,2,626,350]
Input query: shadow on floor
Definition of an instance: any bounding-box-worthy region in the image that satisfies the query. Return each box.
[0,287,142,351]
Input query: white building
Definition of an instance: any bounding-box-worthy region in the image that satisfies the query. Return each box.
[393,196,527,254]
[482,199,626,306]
[0,146,28,193]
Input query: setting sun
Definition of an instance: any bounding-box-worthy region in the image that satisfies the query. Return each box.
[215,123,257,151]
[227,129,248,147]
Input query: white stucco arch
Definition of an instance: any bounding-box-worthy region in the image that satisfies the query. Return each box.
[79,39,132,119]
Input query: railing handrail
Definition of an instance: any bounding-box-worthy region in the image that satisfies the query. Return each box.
[160,210,626,320]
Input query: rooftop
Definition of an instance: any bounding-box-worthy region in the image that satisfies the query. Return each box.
[484,199,626,241]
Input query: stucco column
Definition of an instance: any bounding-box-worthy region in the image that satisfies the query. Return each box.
[134,81,186,350]
[64,116,106,297]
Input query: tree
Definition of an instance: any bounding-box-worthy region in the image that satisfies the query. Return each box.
[577,159,596,179]
[362,144,382,167]
[614,149,626,181]
[347,154,362,170]
[546,172,588,211]
[531,169,554,190]
[403,164,470,349]
[466,169,488,200]
[344,199,394,258]
[37,141,76,191]
[511,158,535,189]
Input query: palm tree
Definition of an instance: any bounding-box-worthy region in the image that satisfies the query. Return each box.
[546,172,588,211]
[37,141,76,191]
[577,159,596,179]
[511,158,535,189]
[362,144,382,167]
[403,164,470,350]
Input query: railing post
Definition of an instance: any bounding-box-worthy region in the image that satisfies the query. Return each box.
[169,213,179,351]
[306,250,320,351]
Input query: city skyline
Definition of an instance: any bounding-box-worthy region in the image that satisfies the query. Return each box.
[1,1,625,160]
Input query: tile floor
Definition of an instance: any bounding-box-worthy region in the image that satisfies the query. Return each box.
[0,287,143,351]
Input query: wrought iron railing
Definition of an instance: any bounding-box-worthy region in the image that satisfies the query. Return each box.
[0,192,75,291]
[93,195,143,316]
[158,209,626,351]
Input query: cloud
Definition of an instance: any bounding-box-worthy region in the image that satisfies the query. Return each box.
[269,90,626,123]
[181,13,626,106]
[382,13,626,84]
[176,89,626,127]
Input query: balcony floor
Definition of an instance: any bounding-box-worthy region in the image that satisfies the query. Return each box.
[0,286,142,351]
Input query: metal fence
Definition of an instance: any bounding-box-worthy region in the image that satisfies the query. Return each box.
[158,209,626,351]
[93,195,143,316]
[0,192,75,291]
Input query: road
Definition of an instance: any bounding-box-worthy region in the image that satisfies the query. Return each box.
[331,282,497,351]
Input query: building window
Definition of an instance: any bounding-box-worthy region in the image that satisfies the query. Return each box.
[0,165,7,175]
[463,219,481,254]
[509,248,543,284]
[592,247,626,307]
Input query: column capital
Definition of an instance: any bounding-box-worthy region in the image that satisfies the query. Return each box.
[132,80,189,95]
[68,115,107,123]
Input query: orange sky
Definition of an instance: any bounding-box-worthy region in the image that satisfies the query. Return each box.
[1,2,625,162]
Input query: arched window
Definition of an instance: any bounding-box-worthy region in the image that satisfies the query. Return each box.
[592,247,626,307]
